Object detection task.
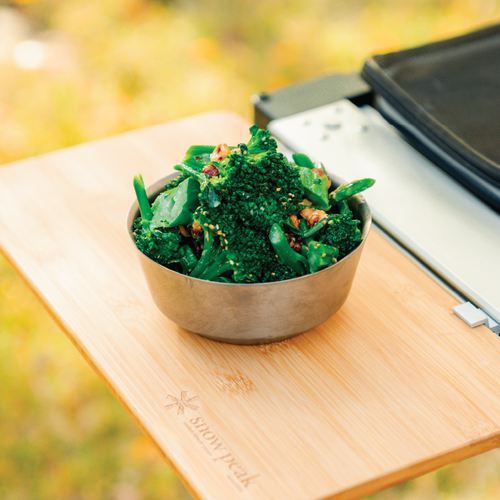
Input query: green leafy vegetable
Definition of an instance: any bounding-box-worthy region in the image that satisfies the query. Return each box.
[132,126,375,283]
[150,177,200,229]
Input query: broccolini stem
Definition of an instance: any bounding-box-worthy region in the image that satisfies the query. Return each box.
[337,200,351,214]
[269,223,308,276]
[190,228,216,278]
[302,219,328,239]
[133,174,153,227]
[198,261,233,281]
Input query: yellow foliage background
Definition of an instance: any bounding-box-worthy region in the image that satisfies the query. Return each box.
[1,1,500,498]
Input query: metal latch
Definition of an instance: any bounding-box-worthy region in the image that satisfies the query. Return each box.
[453,302,500,334]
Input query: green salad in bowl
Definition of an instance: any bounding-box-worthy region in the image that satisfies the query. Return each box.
[132,125,374,284]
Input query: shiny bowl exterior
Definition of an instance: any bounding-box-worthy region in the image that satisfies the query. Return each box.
[127,173,372,344]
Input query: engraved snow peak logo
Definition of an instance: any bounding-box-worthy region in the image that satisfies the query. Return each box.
[163,390,259,492]
[164,391,200,415]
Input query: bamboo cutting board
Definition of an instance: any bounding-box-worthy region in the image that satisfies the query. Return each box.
[1,111,500,500]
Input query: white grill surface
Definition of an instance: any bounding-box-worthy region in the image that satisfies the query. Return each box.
[269,99,500,322]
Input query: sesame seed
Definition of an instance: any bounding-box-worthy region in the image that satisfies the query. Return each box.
[271,272,276,276]
[288,193,294,197]
[230,260,235,265]
[328,220,333,224]
[209,224,215,230]
[203,211,207,215]
[224,239,228,244]
[321,253,326,257]
[276,188,281,191]
[275,255,279,259]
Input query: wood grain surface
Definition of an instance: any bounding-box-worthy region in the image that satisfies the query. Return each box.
[1,111,500,500]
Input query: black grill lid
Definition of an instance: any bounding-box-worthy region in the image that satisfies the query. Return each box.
[362,24,500,212]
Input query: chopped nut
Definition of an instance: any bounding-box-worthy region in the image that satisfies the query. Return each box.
[210,143,230,162]
[300,207,315,220]
[286,232,301,253]
[290,215,300,229]
[302,209,328,228]
[202,164,219,178]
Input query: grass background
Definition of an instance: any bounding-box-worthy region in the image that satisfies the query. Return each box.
[1,0,500,498]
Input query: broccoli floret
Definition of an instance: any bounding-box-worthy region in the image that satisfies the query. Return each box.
[133,219,197,274]
[246,124,278,154]
[316,211,362,259]
[200,147,304,238]
[164,170,191,191]
[191,221,297,283]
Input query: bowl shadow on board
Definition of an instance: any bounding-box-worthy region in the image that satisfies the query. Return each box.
[127,172,372,345]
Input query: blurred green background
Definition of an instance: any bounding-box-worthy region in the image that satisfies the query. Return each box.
[1,0,500,499]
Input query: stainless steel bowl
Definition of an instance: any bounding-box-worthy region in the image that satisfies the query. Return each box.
[127,173,372,344]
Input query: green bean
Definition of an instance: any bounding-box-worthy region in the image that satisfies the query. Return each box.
[331,178,375,203]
